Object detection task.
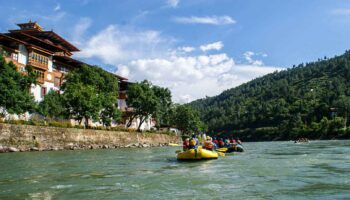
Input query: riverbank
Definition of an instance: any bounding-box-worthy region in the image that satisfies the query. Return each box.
[0,123,181,153]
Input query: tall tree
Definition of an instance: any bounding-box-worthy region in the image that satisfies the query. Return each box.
[170,104,205,135]
[126,80,159,131]
[0,54,37,117]
[61,65,121,127]
[152,85,172,127]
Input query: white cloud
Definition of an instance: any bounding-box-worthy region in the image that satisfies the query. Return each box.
[167,0,180,8]
[116,53,282,103]
[76,25,281,103]
[174,16,236,25]
[243,51,265,66]
[179,46,195,53]
[200,41,223,52]
[71,17,92,45]
[331,8,350,15]
[75,25,174,64]
[54,4,61,11]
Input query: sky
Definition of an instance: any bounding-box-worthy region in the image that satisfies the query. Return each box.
[1,0,350,103]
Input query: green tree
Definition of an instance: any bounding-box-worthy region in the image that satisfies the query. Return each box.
[37,91,65,119]
[334,95,350,129]
[152,85,172,127]
[61,65,121,127]
[170,105,204,135]
[126,80,159,131]
[0,54,37,117]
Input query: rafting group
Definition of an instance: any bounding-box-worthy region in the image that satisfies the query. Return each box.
[177,134,244,160]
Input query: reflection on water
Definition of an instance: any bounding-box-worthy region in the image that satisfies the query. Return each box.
[0,140,350,199]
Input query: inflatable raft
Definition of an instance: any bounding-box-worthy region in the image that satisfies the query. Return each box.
[217,144,244,153]
[177,147,218,160]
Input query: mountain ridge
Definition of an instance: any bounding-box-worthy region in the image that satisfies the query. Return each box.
[190,51,350,141]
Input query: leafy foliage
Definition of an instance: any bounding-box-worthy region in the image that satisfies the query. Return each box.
[37,91,65,119]
[190,51,350,140]
[126,80,159,131]
[61,65,121,127]
[170,104,206,135]
[0,54,37,116]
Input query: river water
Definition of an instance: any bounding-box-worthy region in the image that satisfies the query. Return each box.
[0,140,349,199]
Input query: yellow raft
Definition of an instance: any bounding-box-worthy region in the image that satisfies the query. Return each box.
[169,143,181,147]
[177,147,218,160]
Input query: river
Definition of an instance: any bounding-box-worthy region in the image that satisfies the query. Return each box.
[0,140,349,199]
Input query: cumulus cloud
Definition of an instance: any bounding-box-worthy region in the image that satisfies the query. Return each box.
[117,53,282,103]
[75,25,281,103]
[75,25,174,64]
[174,16,236,25]
[167,0,180,8]
[200,41,223,52]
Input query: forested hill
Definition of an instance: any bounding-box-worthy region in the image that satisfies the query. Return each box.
[190,51,350,141]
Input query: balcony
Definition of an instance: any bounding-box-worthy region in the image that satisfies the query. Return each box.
[28,59,48,70]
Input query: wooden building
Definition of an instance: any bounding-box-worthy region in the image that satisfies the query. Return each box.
[0,21,136,127]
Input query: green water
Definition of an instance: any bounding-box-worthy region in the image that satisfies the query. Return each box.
[0,140,350,200]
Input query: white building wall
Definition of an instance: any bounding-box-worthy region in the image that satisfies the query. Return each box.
[127,116,156,131]
[118,99,127,110]
[48,56,53,72]
[43,81,55,93]
[31,84,42,102]
[18,44,28,65]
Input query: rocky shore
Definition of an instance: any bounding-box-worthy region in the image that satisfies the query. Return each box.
[0,123,181,154]
[0,142,173,153]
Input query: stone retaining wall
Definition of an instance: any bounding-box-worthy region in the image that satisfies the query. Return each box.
[0,123,181,152]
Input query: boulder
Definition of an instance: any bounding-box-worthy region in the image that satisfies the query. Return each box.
[0,145,5,153]
[30,147,39,151]
[8,147,19,152]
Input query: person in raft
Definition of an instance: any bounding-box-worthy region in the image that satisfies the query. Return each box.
[236,138,242,145]
[183,138,190,151]
[189,135,198,149]
[224,138,231,147]
[203,136,215,151]
[212,137,218,146]
[231,138,237,144]
[218,138,225,148]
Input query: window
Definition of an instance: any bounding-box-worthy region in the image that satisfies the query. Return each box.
[41,87,47,98]
[54,77,61,87]
[11,53,18,61]
[33,69,45,81]
[30,52,48,66]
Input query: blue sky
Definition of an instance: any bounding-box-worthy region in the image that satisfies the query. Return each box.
[1,0,350,102]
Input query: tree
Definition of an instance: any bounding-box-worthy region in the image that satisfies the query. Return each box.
[61,65,121,127]
[152,85,172,127]
[37,91,65,119]
[0,54,37,117]
[334,95,350,129]
[63,83,101,127]
[126,80,159,131]
[170,105,204,135]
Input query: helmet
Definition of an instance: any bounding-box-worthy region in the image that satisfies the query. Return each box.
[189,139,196,146]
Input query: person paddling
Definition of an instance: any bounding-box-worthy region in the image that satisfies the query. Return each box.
[183,138,190,151]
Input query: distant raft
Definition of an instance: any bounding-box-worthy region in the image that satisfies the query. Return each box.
[177,147,219,160]
[169,143,181,147]
[217,144,244,153]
